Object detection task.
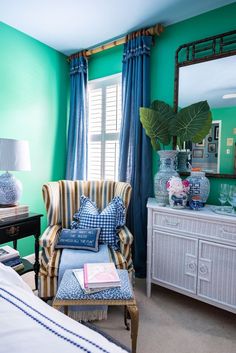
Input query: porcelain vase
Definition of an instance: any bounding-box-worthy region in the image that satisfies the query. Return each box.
[186,171,210,207]
[0,172,22,206]
[154,150,179,206]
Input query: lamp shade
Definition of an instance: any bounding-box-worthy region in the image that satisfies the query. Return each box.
[0,138,31,171]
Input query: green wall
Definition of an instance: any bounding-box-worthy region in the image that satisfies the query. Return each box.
[0,23,69,256]
[89,2,236,205]
[88,46,123,80]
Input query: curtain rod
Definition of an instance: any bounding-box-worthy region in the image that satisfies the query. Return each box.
[68,23,164,61]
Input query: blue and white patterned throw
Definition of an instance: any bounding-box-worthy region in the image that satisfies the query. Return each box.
[56,269,133,301]
[71,195,126,250]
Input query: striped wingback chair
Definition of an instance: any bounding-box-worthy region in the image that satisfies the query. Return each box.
[39,180,134,299]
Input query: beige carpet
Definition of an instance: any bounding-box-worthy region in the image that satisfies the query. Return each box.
[22,272,236,353]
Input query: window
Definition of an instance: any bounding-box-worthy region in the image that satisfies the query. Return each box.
[88,74,121,180]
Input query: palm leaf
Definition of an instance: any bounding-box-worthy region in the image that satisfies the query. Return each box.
[140,101,175,149]
[192,111,212,143]
[170,101,211,143]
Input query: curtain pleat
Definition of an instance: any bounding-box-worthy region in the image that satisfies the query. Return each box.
[66,55,88,180]
[119,35,153,277]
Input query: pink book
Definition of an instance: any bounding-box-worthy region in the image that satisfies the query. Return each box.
[83,262,120,289]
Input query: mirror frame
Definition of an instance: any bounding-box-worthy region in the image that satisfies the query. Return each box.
[174,29,236,179]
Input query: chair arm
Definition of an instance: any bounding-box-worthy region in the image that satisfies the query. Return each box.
[118,226,133,245]
[39,224,62,248]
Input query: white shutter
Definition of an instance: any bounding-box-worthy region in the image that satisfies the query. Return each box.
[88,141,101,180]
[88,74,121,181]
[104,141,119,180]
[88,88,102,134]
[105,84,121,133]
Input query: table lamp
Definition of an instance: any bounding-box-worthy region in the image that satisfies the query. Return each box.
[0,138,31,207]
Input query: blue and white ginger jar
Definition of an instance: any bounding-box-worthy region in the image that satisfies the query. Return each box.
[186,171,210,206]
[154,150,179,206]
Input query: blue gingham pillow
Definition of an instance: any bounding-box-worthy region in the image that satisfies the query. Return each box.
[71,195,126,250]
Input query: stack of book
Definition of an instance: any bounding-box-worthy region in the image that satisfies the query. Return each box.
[73,262,121,294]
[0,205,29,220]
[0,245,24,272]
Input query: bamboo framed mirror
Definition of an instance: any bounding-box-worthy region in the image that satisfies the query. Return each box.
[174,29,236,179]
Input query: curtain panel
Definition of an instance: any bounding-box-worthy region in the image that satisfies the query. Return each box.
[119,35,153,277]
[66,55,88,180]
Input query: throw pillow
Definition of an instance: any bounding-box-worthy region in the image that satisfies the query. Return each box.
[71,195,126,250]
[55,228,101,252]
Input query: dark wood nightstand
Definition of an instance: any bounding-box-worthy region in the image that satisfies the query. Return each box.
[0,212,43,289]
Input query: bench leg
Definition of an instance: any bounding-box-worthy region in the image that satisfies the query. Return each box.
[52,304,68,316]
[127,304,139,353]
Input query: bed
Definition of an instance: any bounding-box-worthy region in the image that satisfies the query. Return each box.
[0,263,129,353]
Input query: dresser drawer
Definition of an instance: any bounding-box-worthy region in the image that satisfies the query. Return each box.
[153,211,236,244]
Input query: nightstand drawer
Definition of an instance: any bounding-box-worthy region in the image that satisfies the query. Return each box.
[0,220,37,242]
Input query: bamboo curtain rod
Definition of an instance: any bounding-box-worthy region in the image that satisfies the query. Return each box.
[68,23,164,61]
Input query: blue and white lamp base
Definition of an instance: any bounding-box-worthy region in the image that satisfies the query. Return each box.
[0,172,22,206]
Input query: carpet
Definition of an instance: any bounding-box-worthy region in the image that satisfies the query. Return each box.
[22,271,236,353]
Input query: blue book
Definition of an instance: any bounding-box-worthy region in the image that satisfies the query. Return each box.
[3,256,22,267]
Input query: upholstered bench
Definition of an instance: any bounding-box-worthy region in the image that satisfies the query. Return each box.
[53,269,139,353]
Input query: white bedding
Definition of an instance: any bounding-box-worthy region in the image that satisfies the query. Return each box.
[0,263,128,353]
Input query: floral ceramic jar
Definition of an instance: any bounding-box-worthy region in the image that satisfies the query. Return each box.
[167,176,190,209]
[186,169,210,206]
[169,192,188,209]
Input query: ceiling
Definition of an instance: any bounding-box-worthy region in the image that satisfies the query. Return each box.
[0,0,235,56]
[179,56,236,108]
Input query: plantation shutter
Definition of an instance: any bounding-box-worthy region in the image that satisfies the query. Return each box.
[88,74,121,180]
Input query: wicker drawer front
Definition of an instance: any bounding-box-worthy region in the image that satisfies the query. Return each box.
[152,211,236,244]
[153,212,184,231]
[214,224,236,242]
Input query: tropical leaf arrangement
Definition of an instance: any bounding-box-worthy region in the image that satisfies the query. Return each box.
[140,100,212,150]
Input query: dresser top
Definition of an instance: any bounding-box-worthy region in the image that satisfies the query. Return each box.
[147,198,236,223]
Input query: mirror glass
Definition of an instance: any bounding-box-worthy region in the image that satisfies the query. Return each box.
[178,55,236,175]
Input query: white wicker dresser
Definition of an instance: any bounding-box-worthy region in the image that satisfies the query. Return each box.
[147,198,236,313]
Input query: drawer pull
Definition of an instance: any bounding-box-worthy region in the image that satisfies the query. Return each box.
[221,227,236,237]
[165,217,180,227]
[6,226,20,237]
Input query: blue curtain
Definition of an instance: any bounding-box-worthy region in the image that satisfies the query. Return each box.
[119,35,153,277]
[66,55,88,180]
